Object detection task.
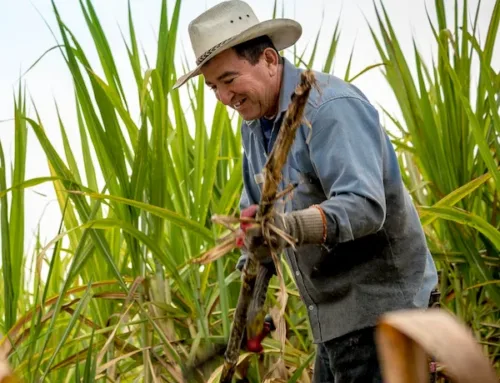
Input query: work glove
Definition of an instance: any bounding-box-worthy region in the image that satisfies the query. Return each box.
[237,204,326,265]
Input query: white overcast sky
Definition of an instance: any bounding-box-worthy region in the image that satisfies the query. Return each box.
[0,0,497,254]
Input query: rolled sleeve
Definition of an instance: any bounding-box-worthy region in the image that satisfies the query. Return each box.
[309,97,387,244]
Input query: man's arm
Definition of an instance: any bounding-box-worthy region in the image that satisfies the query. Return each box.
[240,96,387,256]
[309,96,387,245]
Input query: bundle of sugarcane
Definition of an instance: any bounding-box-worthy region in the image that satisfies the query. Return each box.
[192,69,317,383]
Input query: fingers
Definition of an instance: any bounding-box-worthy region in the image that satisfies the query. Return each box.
[240,204,258,218]
[235,227,246,249]
[240,204,259,232]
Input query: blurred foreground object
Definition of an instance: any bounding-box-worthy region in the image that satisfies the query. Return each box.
[376,309,498,383]
[0,357,19,383]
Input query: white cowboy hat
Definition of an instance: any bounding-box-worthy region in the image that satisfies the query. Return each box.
[173,0,302,89]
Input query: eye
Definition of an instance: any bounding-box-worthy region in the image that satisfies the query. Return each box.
[224,78,234,85]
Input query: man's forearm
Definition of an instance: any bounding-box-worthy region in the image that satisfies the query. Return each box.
[319,193,385,244]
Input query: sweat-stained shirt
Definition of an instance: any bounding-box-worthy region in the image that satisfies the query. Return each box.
[239,57,438,343]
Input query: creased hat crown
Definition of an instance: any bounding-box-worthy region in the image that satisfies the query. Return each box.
[189,1,259,63]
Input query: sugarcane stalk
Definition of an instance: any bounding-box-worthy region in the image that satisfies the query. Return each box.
[219,70,316,383]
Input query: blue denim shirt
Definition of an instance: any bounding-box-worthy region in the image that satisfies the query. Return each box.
[240,58,438,343]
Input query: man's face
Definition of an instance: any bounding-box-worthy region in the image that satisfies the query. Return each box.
[200,48,279,121]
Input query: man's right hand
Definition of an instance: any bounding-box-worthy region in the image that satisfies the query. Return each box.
[235,203,326,271]
[236,204,287,264]
[236,204,276,271]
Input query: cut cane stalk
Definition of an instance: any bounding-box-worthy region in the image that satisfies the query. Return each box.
[190,70,316,382]
[219,70,317,383]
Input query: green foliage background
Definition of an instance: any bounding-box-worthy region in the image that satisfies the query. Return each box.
[0,0,498,381]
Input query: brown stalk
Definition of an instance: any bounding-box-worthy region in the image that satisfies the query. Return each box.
[219,70,317,383]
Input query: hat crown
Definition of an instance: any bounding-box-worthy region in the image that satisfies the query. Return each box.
[173,0,301,89]
[188,1,259,60]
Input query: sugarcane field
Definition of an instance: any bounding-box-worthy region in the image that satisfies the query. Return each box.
[0,0,499,382]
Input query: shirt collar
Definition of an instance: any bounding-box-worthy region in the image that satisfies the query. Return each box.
[277,57,302,117]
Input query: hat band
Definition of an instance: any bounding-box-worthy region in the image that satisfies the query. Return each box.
[196,36,233,65]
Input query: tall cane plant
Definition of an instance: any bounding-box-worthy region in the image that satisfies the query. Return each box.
[370,0,500,370]
[0,0,246,381]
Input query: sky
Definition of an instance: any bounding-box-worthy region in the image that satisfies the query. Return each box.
[0,0,497,256]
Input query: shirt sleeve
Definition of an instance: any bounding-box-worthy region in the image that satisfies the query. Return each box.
[309,96,387,244]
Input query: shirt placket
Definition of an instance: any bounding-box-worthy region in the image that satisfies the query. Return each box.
[285,246,321,340]
[281,157,321,340]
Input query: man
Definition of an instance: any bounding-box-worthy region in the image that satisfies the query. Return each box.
[174,1,438,382]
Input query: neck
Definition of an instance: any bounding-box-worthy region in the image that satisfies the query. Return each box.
[263,62,283,120]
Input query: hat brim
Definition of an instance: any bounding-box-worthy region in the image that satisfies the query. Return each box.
[173,18,302,89]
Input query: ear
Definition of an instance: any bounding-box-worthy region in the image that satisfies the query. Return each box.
[262,48,280,75]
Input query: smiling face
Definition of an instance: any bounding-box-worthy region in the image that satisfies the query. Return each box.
[200,47,282,121]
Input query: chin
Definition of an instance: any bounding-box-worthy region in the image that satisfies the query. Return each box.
[239,110,261,121]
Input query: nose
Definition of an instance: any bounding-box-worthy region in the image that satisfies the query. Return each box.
[216,87,233,106]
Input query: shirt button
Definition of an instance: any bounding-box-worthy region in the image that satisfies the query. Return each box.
[295,270,300,276]
[308,305,314,311]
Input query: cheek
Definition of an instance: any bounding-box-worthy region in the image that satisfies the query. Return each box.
[246,84,266,103]
[234,77,259,97]
[234,81,252,96]
[252,85,272,109]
